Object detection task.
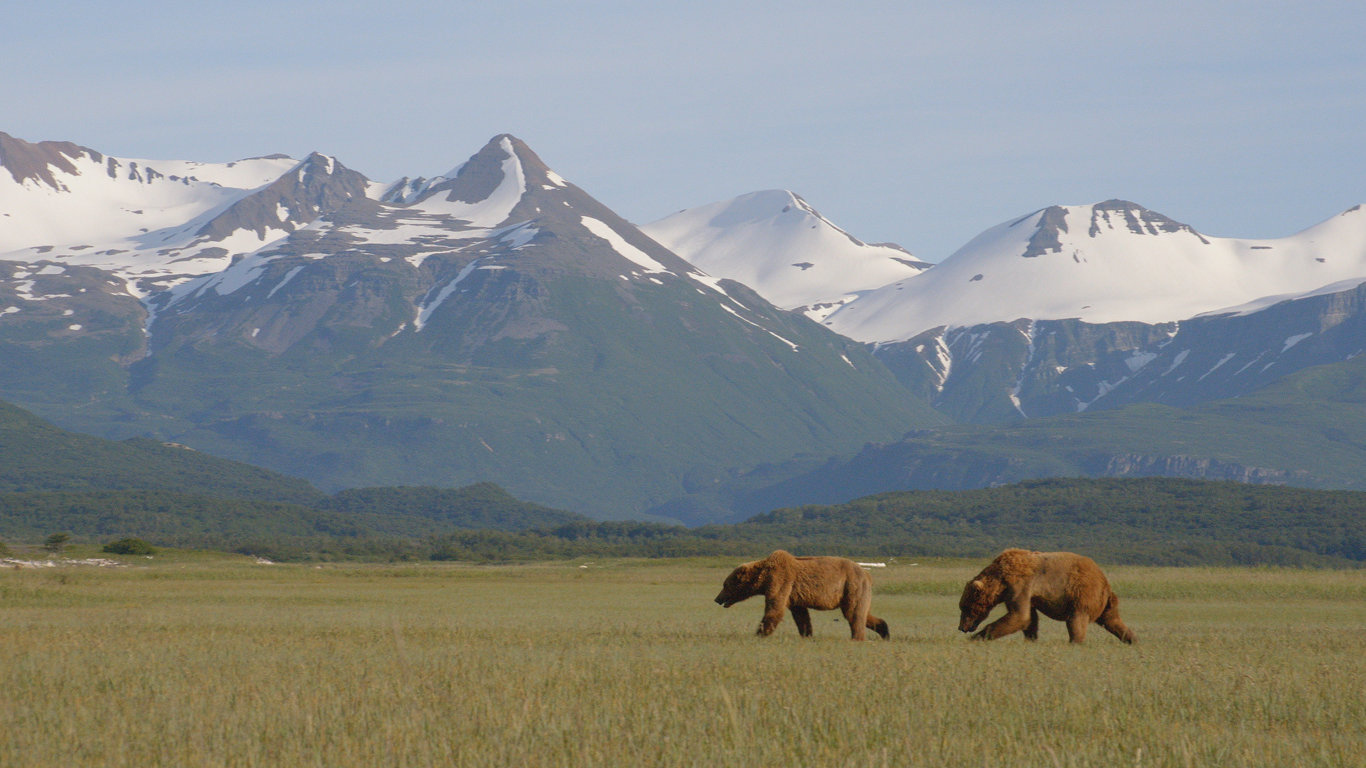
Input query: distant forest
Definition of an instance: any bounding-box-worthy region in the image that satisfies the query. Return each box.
[2,477,1363,567]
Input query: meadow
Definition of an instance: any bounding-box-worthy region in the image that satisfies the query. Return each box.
[2,552,1364,767]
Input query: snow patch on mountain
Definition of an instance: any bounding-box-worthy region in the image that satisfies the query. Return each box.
[416,257,486,331]
[266,265,305,299]
[580,216,669,274]
[0,139,294,256]
[0,133,303,298]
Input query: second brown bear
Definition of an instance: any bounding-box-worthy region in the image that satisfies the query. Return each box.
[958,548,1136,644]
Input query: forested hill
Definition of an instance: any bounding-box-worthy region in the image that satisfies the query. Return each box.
[729,477,1366,566]
[0,399,322,504]
[0,482,591,555]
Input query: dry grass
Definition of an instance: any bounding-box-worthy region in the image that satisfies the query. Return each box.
[2,556,1363,767]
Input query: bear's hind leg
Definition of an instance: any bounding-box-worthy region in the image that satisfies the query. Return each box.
[1065,614,1090,644]
[842,602,869,641]
[1098,594,1136,644]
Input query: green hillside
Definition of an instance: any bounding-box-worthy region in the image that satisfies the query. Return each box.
[0,399,322,503]
[0,484,589,556]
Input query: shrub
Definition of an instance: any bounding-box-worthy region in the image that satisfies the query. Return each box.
[102,537,156,556]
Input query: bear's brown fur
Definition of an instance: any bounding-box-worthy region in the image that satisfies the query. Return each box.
[958,548,1136,644]
[715,550,889,640]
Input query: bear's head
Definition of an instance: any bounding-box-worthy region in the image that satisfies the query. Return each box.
[958,576,1003,633]
[715,562,763,607]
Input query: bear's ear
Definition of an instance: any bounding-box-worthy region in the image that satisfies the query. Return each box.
[970,578,985,590]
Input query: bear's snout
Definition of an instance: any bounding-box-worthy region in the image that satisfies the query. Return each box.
[715,593,731,607]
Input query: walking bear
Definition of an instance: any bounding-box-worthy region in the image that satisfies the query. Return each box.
[715,550,889,640]
[958,548,1135,644]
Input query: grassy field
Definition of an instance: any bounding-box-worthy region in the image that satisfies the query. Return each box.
[2,551,1364,767]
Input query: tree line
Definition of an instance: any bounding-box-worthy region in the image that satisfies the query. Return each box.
[2,477,1363,567]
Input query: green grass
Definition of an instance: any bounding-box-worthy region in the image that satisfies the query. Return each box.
[2,556,1363,767]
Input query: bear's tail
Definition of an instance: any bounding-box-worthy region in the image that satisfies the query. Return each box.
[866,614,890,639]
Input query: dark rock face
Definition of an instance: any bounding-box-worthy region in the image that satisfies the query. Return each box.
[1020,206,1070,258]
[0,131,100,189]
[1088,199,1207,241]
[1091,453,1308,484]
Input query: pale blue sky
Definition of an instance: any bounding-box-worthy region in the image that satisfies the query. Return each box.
[6,1,1364,261]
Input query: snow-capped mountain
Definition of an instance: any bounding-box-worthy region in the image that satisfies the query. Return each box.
[641,189,929,322]
[0,130,936,521]
[152,134,724,333]
[826,199,1366,343]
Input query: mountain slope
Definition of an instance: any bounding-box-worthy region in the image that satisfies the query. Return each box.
[642,189,929,321]
[827,200,1366,343]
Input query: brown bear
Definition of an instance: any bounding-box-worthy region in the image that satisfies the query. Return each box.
[714,550,889,640]
[958,548,1136,644]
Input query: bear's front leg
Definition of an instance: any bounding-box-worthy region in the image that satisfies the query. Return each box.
[973,596,1032,641]
[973,610,1030,640]
[790,606,814,637]
[757,588,791,636]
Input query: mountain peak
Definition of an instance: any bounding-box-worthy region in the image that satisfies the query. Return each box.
[642,190,927,321]
[436,136,521,202]
[193,152,370,241]
[1088,199,1204,241]
[1018,200,1206,259]
[402,135,533,228]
